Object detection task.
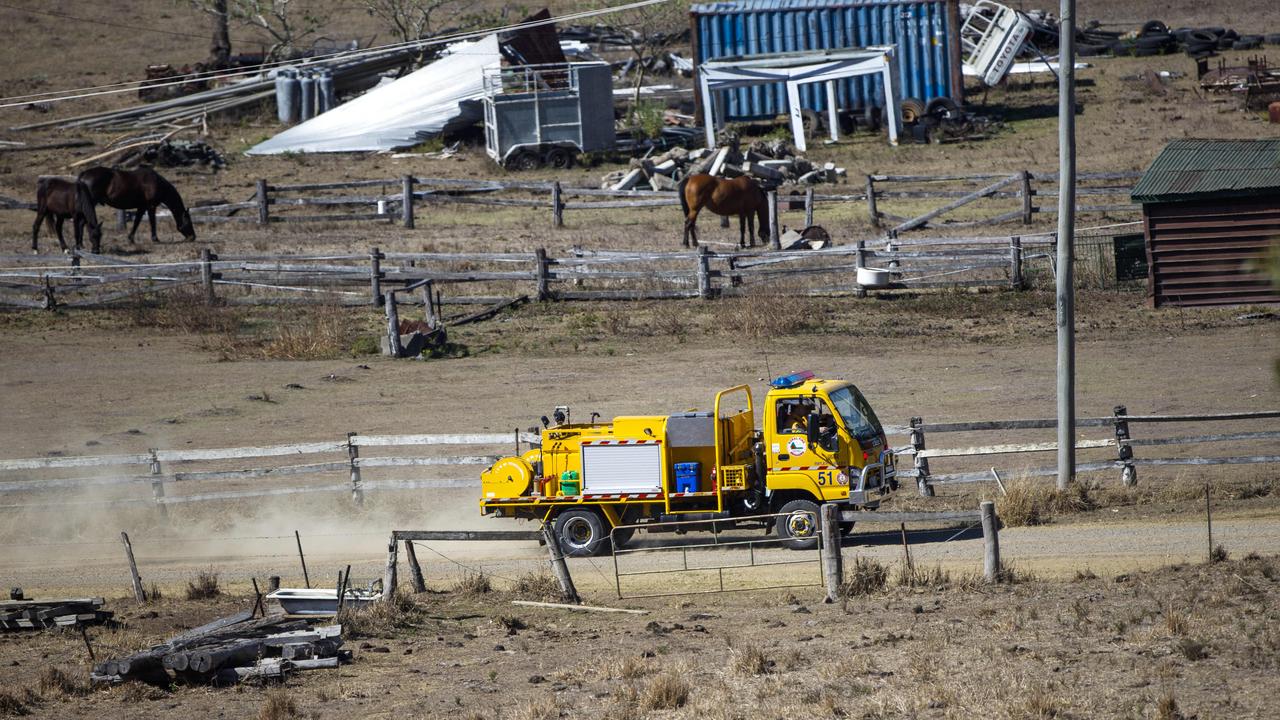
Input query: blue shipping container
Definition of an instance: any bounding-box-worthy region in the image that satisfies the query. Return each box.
[691,0,960,121]
[674,462,700,493]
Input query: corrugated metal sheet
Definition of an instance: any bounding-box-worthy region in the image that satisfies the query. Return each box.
[690,0,959,121]
[1144,196,1280,308]
[1130,138,1280,204]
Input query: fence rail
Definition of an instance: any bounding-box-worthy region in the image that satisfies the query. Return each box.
[164,169,1139,236]
[2,407,1275,512]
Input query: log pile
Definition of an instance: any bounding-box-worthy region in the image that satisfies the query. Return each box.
[601,139,846,192]
[0,595,113,631]
[92,610,348,686]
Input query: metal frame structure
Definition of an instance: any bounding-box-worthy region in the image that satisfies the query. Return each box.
[697,47,903,151]
[482,61,614,168]
[610,512,823,599]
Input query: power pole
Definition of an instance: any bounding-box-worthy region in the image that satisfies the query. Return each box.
[1056,0,1077,491]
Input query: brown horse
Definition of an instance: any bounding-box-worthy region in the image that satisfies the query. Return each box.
[678,173,770,248]
[77,166,195,244]
[31,178,102,254]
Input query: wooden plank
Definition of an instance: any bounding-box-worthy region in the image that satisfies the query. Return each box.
[0,453,153,471]
[1123,430,1280,447]
[449,296,528,326]
[351,433,539,447]
[1132,455,1280,467]
[392,529,541,542]
[919,439,1114,458]
[511,600,647,614]
[838,510,981,524]
[153,441,346,463]
[1118,410,1280,423]
[354,456,495,467]
[891,174,1022,234]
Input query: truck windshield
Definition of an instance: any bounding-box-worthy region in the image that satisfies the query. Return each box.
[828,386,883,442]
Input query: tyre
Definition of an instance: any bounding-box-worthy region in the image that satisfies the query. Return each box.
[1077,42,1110,57]
[1185,41,1216,55]
[1140,20,1168,37]
[899,97,926,125]
[544,146,574,169]
[1217,37,1235,50]
[506,150,541,172]
[1188,30,1218,45]
[1233,39,1260,50]
[775,498,821,550]
[801,109,824,136]
[1266,34,1280,45]
[610,525,635,550]
[925,96,960,121]
[1171,28,1192,43]
[1136,34,1173,49]
[553,509,608,557]
[839,521,856,537]
[1222,29,1239,41]
[1202,27,1226,38]
[1134,46,1162,57]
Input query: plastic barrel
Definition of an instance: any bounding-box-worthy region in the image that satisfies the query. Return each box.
[276,70,299,123]
[299,72,316,121]
[317,71,335,113]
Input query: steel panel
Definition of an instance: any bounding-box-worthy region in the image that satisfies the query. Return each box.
[1143,196,1280,308]
[582,444,663,494]
[692,0,958,120]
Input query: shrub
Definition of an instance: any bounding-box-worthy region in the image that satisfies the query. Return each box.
[511,570,560,602]
[185,571,221,600]
[841,557,889,599]
[641,672,689,710]
[451,571,492,596]
[731,643,770,676]
[337,592,424,639]
[258,690,297,720]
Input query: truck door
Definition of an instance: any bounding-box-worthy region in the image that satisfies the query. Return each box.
[770,397,846,498]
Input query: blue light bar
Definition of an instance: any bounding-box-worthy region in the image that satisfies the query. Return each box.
[769,370,815,389]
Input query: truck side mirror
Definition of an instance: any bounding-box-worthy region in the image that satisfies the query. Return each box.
[806,413,819,446]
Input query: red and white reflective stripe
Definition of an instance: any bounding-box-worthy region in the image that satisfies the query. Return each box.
[669,492,712,498]
[580,439,661,446]
[777,465,840,472]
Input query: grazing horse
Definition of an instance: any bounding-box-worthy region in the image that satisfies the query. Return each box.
[77,166,195,244]
[31,178,102,254]
[678,173,770,249]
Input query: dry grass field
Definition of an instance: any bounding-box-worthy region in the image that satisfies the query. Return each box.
[1,1,1279,718]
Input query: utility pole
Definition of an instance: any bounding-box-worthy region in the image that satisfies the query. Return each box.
[1056,0,1077,491]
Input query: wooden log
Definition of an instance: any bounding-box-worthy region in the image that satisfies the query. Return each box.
[404,540,427,593]
[866,175,879,227]
[290,656,339,670]
[541,523,580,604]
[401,175,415,229]
[382,533,399,599]
[534,248,550,301]
[449,295,527,326]
[1010,236,1024,290]
[768,190,780,249]
[804,187,815,228]
[981,501,1000,582]
[212,657,286,684]
[820,503,842,604]
[1020,171,1034,224]
[369,247,383,306]
[120,531,146,601]
[696,245,712,300]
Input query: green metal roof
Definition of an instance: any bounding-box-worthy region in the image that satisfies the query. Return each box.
[1130,139,1280,204]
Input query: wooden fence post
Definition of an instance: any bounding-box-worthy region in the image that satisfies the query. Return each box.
[768,190,780,249]
[696,245,713,300]
[404,540,427,593]
[384,290,402,357]
[120,531,146,601]
[371,245,384,304]
[347,432,364,505]
[401,175,415,229]
[382,533,399,600]
[1113,405,1137,486]
[148,449,168,519]
[865,175,879,228]
[199,248,216,305]
[1009,236,1024,290]
[727,256,741,287]
[820,503,842,603]
[980,501,1001,582]
[804,187,815,228]
[1020,170,1034,224]
[534,248,550,301]
[540,523,580,604]
[854,240,867,298]
[910,417,933,497]
[255,179,269,225]
[551,181,564,228]
[41,275,56,310]
[420,280,437,327]
[116,209,127,231]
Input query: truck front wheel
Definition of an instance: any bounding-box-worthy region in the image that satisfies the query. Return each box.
[554,509,608,557]
[776,499,821,550]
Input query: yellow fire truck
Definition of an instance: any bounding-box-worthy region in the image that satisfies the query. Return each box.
[479,371,896,556]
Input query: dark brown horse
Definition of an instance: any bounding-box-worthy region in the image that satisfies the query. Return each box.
[31,178,102,254]
[77,166,195,244]
[678,173,770,248]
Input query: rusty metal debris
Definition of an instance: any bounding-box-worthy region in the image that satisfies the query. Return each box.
[1198,55,1280,109]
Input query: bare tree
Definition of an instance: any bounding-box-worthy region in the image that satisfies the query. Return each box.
[190,0,329,60]
[612,2,687,112]
[363,0,452,45]
[208,0,231,66]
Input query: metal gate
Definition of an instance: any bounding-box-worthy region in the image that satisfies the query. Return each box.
[610,512,823,599]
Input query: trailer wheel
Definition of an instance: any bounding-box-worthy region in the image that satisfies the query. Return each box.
[507,150,542,172]
[554,509,608,557]
[545,147,575,169]
[899,98,926,125]
[775,499,821,550]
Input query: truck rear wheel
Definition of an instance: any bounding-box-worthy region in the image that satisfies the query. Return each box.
[554,509,608,557]
[776,499,821,550]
